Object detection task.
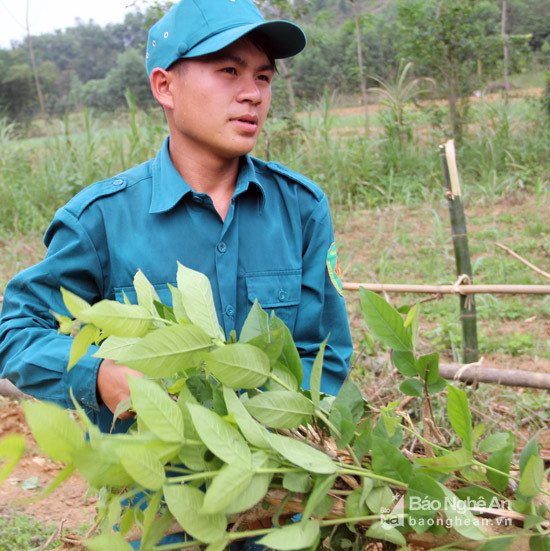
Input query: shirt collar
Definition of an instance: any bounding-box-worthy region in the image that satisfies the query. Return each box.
[149,138,266,214]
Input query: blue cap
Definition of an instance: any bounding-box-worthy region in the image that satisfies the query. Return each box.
[146,0,306,77]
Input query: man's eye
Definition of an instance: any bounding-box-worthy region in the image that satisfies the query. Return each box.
[221,67,237,75]
[258,74,272,83]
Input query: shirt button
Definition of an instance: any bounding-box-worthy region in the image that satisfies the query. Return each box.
[113,179,124,186]
[217,242,227,254]
[225,305,235,317]
[192,195,203,203]
[278,289,287,302]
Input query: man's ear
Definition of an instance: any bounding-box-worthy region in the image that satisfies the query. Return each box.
[150,67,175,110]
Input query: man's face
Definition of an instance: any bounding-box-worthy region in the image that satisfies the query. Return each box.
[167,39,274,162]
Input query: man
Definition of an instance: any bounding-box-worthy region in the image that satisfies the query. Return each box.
[0,0,352,462]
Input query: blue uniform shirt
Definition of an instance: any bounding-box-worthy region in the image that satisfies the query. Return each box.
[0,138,352,432]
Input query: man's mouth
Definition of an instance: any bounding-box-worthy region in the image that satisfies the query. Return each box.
[234,115,258,125]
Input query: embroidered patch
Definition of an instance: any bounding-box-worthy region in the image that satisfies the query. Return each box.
[327,242,344,296]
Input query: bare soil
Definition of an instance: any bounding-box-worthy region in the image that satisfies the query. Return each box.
[0,396,97,534]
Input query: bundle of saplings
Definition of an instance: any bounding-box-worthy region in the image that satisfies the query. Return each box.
[1,264,548,551]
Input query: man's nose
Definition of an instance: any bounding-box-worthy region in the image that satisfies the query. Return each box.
[237,75,262,103]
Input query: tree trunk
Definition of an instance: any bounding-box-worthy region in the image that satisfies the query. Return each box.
[501,0,510,101]
[351,0,369,137]
[26,0,50,139]
[278,59,296,112]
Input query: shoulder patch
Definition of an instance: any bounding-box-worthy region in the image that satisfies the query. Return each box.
[327,242,344,296]
[266,161,324,200]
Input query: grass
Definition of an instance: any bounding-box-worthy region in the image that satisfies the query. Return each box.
[0,505,62,551]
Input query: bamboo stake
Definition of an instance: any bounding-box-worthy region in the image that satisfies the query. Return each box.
[341,283,550,294]
[440,140,479,364]
[495,242,550,280]
[438,363,550,390]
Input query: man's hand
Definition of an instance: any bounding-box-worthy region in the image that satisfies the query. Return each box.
[97,359,143,419]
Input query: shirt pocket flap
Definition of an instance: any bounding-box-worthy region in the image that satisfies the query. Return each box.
[114,284,173,307]
[245,270,301,309]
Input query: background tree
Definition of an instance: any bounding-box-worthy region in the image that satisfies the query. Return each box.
[395,0,502,143]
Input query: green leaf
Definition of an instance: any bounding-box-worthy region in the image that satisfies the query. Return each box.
[519,436,540,474]
[258,519,320,550]
[129,378,184,443]
[414,448,472,473]
[366,484,394,514]
[415,448,473,473]
[202,461,255,514]
[163,483,228,544]
[530,534,550,551]
[85,531,134,551]
[266,432,336,474]
[72,442,133,488]
[269,313,303,387]
[0,434,26,484]
[119,446,166,490]
[404,302,420,349]
[82,300,153,337]
[446,383,473,451]
[222,386,271,449]
[239,300,269,342]
[60,287,92,320]
[309,337,328,409]
[371,436,412,483]
[206,540,229,551]
[478,537,514,551]
[226,452,275,514]
[391,349,417,376]
[479,432,510,453]
[188,404,251,465]
[366,521,407,546]
[437,483,486,541]
[407,473,445,529]
[400,377,423,396]
[93,336,140,362]
[133,269,161,316]
[117,324,212,377]
[283,471,311,493]
[332,377,365,424]
[269,363,299,391]
[427,376,447,394]
[345,487,369,518]
[359,288,412,351]
[518,455,543,497]
[176,262,225,340]
[23,400,84,463]
[302,474,337,520]
[68,323,98,371]
[415,353,439,383]
[245,390,314,429]
[204,344,270,389]
[51,310,76,334]
[486,443,513,492]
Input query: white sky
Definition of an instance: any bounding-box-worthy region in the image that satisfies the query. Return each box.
[0,0,136,48]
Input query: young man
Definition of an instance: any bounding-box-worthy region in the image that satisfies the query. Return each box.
[0,0,352,433]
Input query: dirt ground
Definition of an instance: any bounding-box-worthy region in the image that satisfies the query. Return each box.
[0,396,97,535]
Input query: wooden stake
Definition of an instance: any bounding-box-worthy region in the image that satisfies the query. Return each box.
[440,140,479,364]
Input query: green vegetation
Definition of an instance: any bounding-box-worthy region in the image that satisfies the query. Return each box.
[1,265,547,550]
[0,507,61,551]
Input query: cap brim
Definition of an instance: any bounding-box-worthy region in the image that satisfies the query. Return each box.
[183,20,306,59]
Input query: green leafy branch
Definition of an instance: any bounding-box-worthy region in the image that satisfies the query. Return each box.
[0,266,548,551]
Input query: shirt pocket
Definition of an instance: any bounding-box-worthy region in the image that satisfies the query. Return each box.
[245,270,301,330]
[114,284,174,308]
